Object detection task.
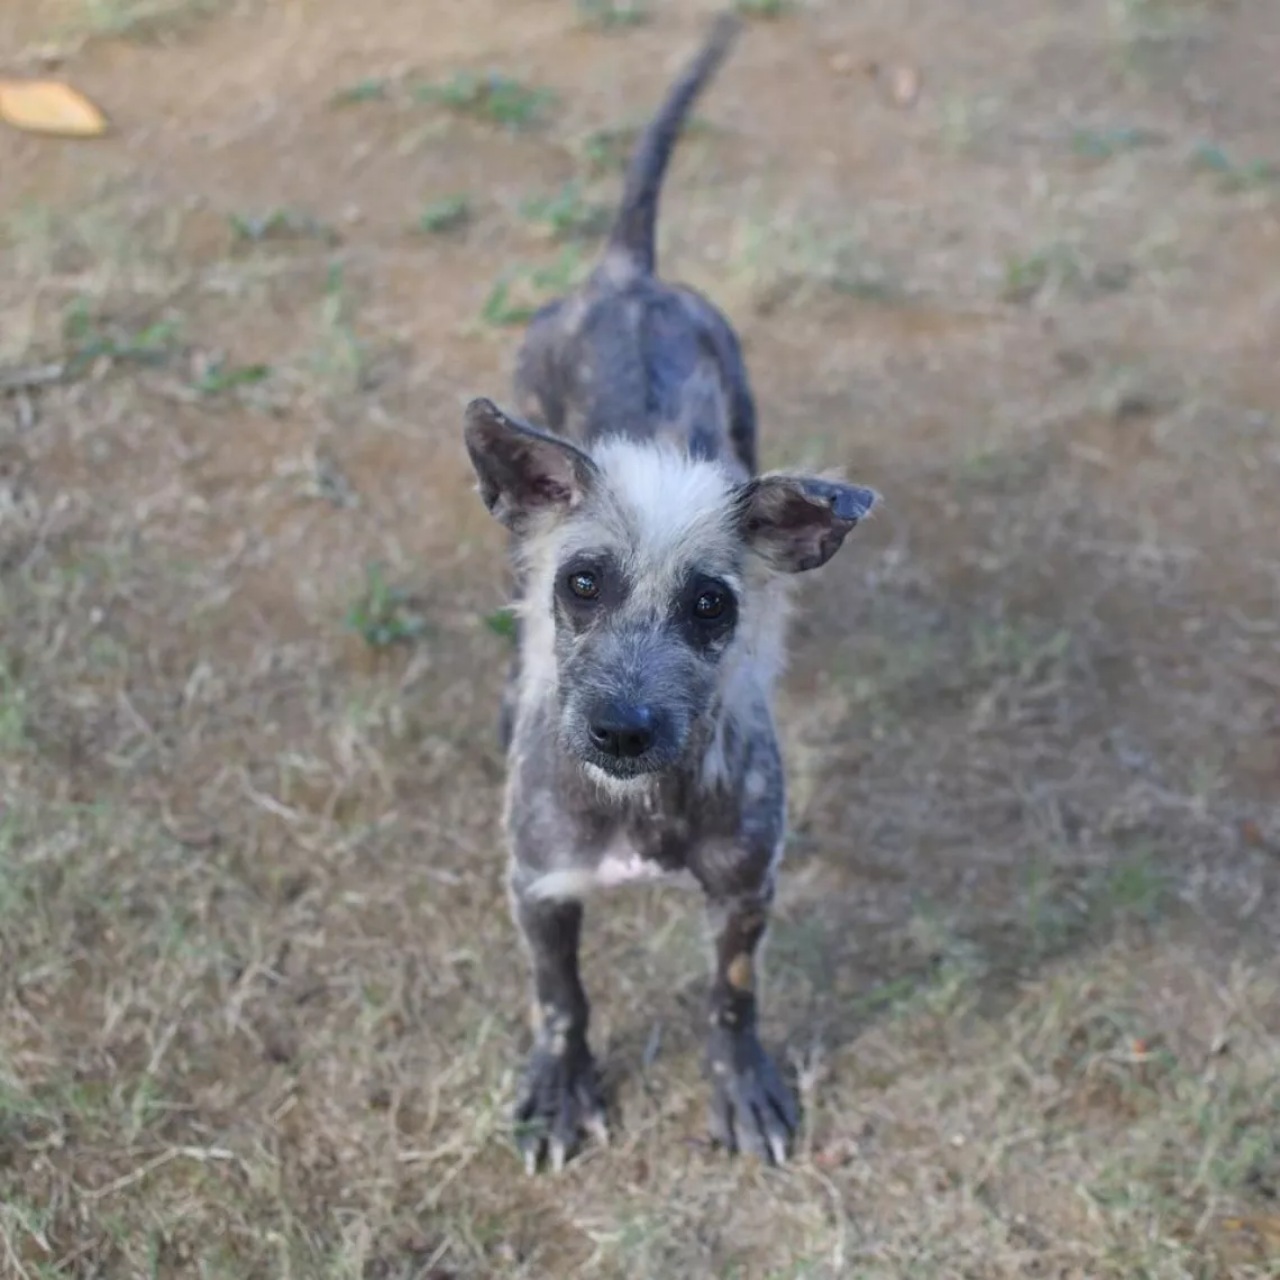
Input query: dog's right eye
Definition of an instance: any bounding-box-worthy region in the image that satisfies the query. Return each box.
[567,570,600,600]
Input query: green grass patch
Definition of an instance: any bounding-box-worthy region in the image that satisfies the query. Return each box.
[1188,142,1280,193]
[578,123,642,174]
[483,607,518,641]
[77,0,225,41]
[1095,848,1169,926]
[229,209,337,245]
[732,0,791,16]
[416,194,472,235]
[61,301,179,376]
[414,71,555,130]
[519,182,611,241]
[345,564,426,649]
[1002,245,1086,303]
[330,77,391,106]
[481,247,588,327]
[1069,125,1165,160]
[577,0,648,28]
[194,359,271,396]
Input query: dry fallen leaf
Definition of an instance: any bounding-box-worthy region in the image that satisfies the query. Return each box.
[0,79,109,138]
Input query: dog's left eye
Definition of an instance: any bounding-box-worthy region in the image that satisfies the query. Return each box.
[568,570,600,600]
[693,588,726,621]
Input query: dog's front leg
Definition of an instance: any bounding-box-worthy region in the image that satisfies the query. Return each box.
[703,890,798,1164]
[510,881,607,1172]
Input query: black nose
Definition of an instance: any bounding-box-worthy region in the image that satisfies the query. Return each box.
[588,702,656,760]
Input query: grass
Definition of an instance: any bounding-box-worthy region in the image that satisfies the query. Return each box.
[75,0,225,40]
[480,246,589,326]
[730,214,899,312]
[732,0,792,16]
[518,181,611,241]
[576,0,648,28]
[193,357,270,395]
[1002,244,1086,303]
[414,71,555,130]
[578,122,645,174]
[1188,142,1280,193]
[59,300,179,375]
[309,263,369,394]
[415,194,472,235]
[328,71,554,130]
[1000,243,1132,304]
[229,208,338,245]
[483,607,518,640]
[1069,125,1166,160]
[344,564,426,648]
[329,77,391,106]
[576,115,718,174]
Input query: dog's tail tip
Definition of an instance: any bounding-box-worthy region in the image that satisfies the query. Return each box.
[603,10,743,278]
[705,9,744,54]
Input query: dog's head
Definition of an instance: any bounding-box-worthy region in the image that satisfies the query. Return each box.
[464,398,876,787]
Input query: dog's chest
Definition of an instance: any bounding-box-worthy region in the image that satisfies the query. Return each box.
[595,835,698,891]
[525,827,701,902]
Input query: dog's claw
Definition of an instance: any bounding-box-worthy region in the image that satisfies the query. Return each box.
[707,1032,797,1166]
[768,1126,789,1167]
[585,1110,611,1147]
[513,1037,607,1174]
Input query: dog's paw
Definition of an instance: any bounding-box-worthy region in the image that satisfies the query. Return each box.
[707,1031,797,1166]
[513,1038,608,1174]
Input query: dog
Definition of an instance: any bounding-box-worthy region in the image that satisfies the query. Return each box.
[462,12,877,1173]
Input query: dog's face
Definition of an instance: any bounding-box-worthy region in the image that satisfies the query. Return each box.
[545,442,746,782]
[464,399,876,784]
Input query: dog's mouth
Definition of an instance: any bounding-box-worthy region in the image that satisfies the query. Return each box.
[570,727,685,784]
[577,745,671,782]
[581,762,661,798]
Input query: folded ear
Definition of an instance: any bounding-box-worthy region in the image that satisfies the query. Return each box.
[737,474,878,573]
[463,398,599,533]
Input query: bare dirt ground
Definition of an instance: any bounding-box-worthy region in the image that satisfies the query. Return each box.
[2,0,1278,1276]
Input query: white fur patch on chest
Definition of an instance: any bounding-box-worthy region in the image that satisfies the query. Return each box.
[524,838,701,903]
[597,849,687,887]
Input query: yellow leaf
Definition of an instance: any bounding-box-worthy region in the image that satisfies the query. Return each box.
[0,79,109,138]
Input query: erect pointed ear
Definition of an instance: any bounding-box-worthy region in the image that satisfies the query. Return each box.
[737,474,878,573]
[463,398,599,533]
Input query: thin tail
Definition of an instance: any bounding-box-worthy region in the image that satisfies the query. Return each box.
[604,13,740,276]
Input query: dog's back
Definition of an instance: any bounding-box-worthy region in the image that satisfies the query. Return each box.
[513,14,757,479]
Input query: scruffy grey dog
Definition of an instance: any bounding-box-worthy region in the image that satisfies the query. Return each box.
[463,13,876,1172]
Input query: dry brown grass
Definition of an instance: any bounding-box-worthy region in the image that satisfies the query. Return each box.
[2,0,1279,1276]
